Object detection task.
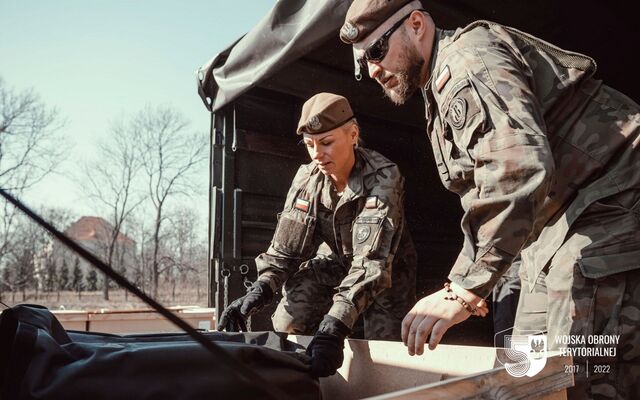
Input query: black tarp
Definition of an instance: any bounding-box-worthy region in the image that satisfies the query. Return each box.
[197,0,639,112]
[0,305,320,400]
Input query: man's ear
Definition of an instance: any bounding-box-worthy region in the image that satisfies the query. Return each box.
[407,10,426,37]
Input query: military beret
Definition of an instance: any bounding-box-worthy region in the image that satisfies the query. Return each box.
[297,93,354,135]
[340,0,422,44]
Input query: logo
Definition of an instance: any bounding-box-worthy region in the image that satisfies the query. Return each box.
[355,225,371,243]
[495,329,548,377]
[308,115,321,131]
[449,97,467,130]
[341,22,358,41]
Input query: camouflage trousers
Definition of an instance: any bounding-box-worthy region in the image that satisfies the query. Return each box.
[514,189,640,400]
[271,247,416,341]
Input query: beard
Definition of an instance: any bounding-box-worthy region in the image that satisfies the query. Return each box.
[379,39,424,106]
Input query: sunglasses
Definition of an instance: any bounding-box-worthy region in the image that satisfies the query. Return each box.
[357,12,415,75]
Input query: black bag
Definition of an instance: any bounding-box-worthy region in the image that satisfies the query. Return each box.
[0,305,320,400]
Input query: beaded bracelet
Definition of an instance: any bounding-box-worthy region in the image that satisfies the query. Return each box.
[443,282,478,315]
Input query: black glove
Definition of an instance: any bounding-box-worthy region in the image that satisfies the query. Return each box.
[306,315,351,378]
[217,280,273,332]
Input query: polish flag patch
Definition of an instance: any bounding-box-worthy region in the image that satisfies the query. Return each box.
[295,198,310,212]
[365,196,378,209]
[435,65,451,93]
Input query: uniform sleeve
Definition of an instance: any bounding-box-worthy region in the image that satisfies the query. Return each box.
[443,41,555,298]
[327,166,405,329]
[255,166,319,293]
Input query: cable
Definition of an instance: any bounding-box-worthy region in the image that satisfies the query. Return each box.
[0,187,294,400]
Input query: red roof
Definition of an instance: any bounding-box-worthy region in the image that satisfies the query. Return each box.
[65,216,135,246]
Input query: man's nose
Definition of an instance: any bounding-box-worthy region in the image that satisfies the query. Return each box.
[368,61,382,80]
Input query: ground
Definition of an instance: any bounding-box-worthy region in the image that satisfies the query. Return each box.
[0,288,208,311]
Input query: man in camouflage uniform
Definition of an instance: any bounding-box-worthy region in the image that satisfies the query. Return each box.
[340,1,640,398]
[219,92,416,377]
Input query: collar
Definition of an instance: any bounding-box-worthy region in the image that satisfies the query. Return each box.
[320,174,337,210]
[425,28,445,91]
[337,150,365,208]
[421,28,456,122]
[424,28,458,92]
[312,148,392,211]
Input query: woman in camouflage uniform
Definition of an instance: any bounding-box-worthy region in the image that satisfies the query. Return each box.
[218,92,416,377]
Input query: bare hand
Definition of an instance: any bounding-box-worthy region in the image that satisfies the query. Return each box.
[401,287,488,355]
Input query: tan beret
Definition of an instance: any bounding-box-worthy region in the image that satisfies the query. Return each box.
[340,0,421,44]
[297,93,354,135]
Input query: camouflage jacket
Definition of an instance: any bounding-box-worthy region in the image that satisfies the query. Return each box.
[255,148,414,329]
[423,21,640,297]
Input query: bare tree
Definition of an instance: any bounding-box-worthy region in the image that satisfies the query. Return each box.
[0,264,12,303]
[0,206,75,303]
[126,213,151,294]
[0,77,66,268]
[162,207,207,302]
[133,106,207,298]
[81,118,144,300]
[2,212,42,302]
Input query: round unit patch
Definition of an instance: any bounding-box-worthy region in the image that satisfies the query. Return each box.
[449,97,467,130]
[355,225,371,243]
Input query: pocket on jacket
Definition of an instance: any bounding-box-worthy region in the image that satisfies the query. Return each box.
[273,211,316,257]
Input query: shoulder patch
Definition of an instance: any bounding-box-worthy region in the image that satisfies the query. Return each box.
[448,97,467,129]
[435,65,451,93]
[355,225,371,243]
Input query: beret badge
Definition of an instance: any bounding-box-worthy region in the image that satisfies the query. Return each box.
[308,115,322,131]
[341,21,359,41]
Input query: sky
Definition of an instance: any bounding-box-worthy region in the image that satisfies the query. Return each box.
[0,0,275,221]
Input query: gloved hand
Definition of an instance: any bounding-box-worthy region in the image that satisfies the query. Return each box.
[306,315,351,377]
[217,280,273,332]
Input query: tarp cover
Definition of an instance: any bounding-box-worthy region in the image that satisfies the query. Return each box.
[0,305,320,400]
[197,0,639,113]
[197,0,351,112]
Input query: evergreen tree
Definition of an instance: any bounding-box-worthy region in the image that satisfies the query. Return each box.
[58,261,69,291]
[71,258,84,298]
[86,269,98,291]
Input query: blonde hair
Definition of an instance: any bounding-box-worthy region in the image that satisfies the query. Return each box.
[342,117,363,148]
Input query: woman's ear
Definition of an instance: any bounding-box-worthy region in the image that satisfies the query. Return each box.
[351,125,359,146]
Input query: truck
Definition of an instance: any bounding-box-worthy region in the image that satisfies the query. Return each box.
[195,0,639,343]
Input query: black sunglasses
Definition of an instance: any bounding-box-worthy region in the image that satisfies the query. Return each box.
[357,12,415,74]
